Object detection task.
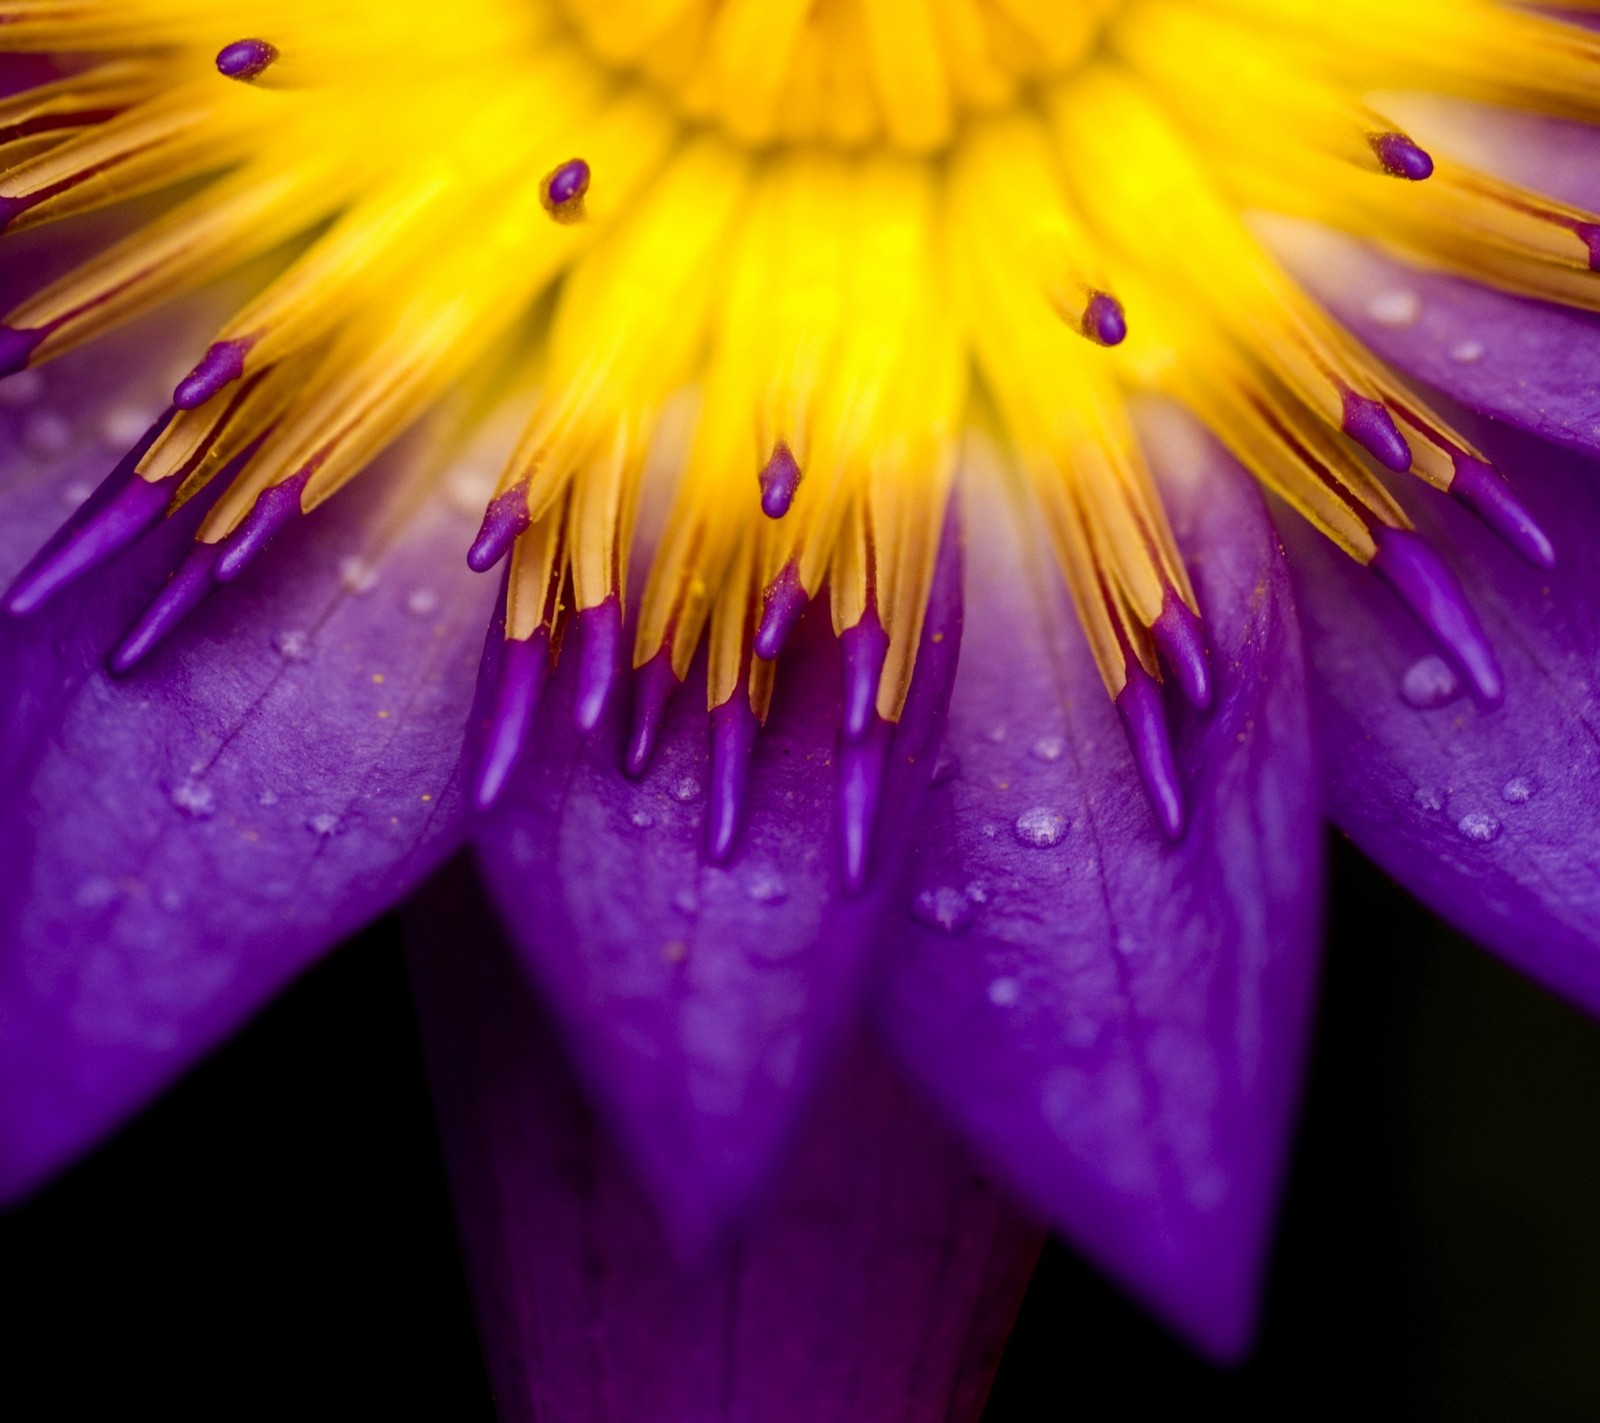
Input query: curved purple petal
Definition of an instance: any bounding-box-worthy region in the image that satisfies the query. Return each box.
[473,520,962,1257]
[1285,419,1600,1016]
[0,425,493,1202]
[872,420,1322,1359]
[405,862,1042,1423]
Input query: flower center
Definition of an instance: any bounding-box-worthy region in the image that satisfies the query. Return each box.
[554,0,1114,152]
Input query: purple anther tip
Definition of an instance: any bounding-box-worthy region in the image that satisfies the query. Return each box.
[541,158,590,221]
[174,339,249,409]
[4,409,174,615]
[6,474,174,616]
[838,715,893,894]
[1371,132,1435,182]
[753,561,807,661]
[759,441,802,519]
[624,647,682,777]
[1115,657,1185,841]
[216,38,278,82]
[1342,391,1412,472]
[467,482,530,573]
[1450,456,1556,571]
[707,693,759,864]
[1151,590,1212,711]
[572,596,621,733]
[474,631,550,812]
[840,609,890,742]
[0,324,46,378]
[1371,524,1504,708]
[1573,223,1600,273]
[1081,291,1128,348]
[108,541,222,675]
[214,470,310,582]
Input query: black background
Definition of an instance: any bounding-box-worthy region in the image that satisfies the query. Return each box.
[5,838,1600,1420]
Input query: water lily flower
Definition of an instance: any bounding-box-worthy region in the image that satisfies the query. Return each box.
[5,0,1600,1412]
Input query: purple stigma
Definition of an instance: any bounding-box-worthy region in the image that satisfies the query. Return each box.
[174,339,250,409]
[109,541,222,675]
[759,441,802,519]
[624,646,681,777]
[541,158,590,220]
[754,561,807,661]
[1450,456,1555,570]
[1115,654,1185,840]
[840,609,889,741]
[1371,524,1503,708]
[0,325,47,378]
[216,39,278,82]
[1081,291,1128,347]
[1151,590,1212,711]
[572,596,621,733]
[4,410,175,615]
[1341,391,1412,472]
[474,630,550,812]
[467,481,530,573]
[214,469,310,582]
[838,714,892,894]
[1370,132,1435,182]
[707,693,759,864]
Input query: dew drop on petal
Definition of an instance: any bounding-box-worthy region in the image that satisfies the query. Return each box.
[1456,811,1501,843]
[169,780,216,819]
[1013,806,1067,848]
[405,588,439,617]
[1030,735,1065,763]
[987,976,1021,1008]
[911,885,973,935]
[337,556,378,595]
[22,410,71,457]
[1449,339,1486,366]
[1367,290,1421,329]
[273,629,312,661]
[306,811,341,837]
[0,368,43,408]
[1400,654,1461,709]
[1501,776,1535,804]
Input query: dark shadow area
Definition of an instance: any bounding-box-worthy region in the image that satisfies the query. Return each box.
[5,838,1600,1419]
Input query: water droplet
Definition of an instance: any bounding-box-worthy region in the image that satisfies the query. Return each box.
[337,555,378,594]
[671,775,700,803]
[273,629,312,662]
[1400,654,1461,710]
[1367,290,1421,329]
[0,368,43,408]
[1031,735,1065,763]
[987,976,1021,1007]
[911,885,973,935]
[1501,776,1535,805]
[305,811,341,837]
[629,807,654,829]
[406,587,439,617]
[1448,338,1485,365]
[59,479,93,509]
[1013,806,1067,848]
[1456,811,1501,843]
[22,410,70,457]
[746,870,788,905]
[169,780,216,819]
[258,789,279,807]
[98,402,153,448]
[1413,786,1444,812]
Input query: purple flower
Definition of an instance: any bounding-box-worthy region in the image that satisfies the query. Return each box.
[4,4,1600,1416]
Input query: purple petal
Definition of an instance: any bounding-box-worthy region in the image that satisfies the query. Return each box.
[472,520,962,1256]
[1286,419,1600,1016]
[405,864,1042,1423]
[873,420,1322,1359]
[0,437,492,1202]
[1281,226,1600,459]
